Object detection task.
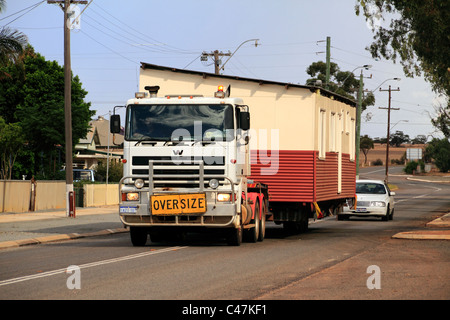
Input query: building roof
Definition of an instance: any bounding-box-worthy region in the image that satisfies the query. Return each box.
[90,116,124,147]
[140,62,357,107]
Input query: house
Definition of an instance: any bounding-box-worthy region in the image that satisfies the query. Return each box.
[74,116,123,169]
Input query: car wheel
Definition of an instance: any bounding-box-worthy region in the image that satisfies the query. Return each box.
[382,206,390,221]
[389,208,394,220]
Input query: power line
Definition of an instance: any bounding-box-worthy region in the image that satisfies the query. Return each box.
[1,0,45,26]
[90,2,195,55]
[79,30,137,65]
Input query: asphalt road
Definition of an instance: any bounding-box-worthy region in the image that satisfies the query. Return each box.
[0,166,449,303]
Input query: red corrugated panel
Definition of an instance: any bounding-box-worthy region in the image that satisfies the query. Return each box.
[250,150,356,203]
[315,152,339,201]
[250,150,315,202]
[341,154,356,197]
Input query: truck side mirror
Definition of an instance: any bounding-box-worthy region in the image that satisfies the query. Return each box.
[110,114,121,133]
[239,112,250,131]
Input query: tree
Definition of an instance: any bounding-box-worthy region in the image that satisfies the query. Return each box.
[355,0,450,97]
[355,1,450,137]
[0,0,28,68]
[305,61,375,112]
[431,100,450,138]
[390,130,410,147]
[0,116,25,179]
[360,135,374,165]
[424,138,450,172]
[411,134,427,144]
[0,46,95,178]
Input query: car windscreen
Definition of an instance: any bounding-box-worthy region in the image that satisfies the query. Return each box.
[356,183,386,194]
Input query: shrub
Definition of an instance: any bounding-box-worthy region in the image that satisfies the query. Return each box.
[404,161,418,174]
[95,160,123,182]
[372,159,383,166]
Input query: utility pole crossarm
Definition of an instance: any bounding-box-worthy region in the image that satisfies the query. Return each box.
[47,1,88,3]
[202,50,231,75]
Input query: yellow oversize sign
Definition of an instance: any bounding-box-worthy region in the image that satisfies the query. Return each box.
[151,193,207,215]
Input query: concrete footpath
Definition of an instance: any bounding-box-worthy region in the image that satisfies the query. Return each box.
[0,205,127,250]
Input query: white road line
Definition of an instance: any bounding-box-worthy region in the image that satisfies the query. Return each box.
[362,168,386,175]
[0,246,188,287]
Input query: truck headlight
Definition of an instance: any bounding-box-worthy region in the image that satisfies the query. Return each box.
[217,193,231,202]
[134,179,144,189]
[209,179,219,189]
[126,193,139,201]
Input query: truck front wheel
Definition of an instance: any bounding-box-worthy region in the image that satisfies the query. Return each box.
[227,225,242,246]
[130,227,148,246]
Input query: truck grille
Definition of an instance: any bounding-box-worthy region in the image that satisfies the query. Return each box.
[131,156,226,189]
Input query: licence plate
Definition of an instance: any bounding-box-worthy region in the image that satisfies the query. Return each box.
[120,206,137,213]
[151,193,207,215]
[356,208,367,213]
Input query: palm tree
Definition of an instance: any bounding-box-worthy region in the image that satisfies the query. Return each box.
[0,0,28,65]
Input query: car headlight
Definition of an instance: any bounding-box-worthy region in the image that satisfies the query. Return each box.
[370,201,386,207]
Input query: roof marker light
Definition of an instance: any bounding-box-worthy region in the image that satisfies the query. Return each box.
[215,85,225,98]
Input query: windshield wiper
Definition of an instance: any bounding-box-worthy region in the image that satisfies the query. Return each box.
[191,140,216,146]
[134,137,161,146]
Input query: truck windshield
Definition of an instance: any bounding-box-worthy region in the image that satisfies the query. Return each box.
[125,104,234,142]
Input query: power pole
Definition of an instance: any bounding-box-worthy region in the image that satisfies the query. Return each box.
[47,0,87,217]
[356,69,372,179]
[325,36,331,90]
[379,85,400,183]
[201,50,231,74]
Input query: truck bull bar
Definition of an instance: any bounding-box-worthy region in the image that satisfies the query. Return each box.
[118,160,238,227]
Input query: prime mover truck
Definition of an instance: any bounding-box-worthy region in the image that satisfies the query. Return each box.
[111,82,356,246]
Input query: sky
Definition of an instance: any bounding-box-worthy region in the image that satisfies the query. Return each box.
[2,0,446,141]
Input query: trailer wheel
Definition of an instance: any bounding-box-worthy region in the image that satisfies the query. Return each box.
[227,225,242,246]
[130,227,148,246]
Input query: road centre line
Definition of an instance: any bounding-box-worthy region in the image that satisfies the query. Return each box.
[0,246,188,287]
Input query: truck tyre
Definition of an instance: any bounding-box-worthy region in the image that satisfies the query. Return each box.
[227,225,242,246]
[244,202,260,243]
[258,202,266,242]
[130,227,148,246]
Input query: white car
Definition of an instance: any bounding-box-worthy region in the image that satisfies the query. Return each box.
[339,179,395,221]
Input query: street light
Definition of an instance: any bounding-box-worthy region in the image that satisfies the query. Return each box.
[342,64,372,84]
[391,119,409,130]
[219,39,259,72]
[352,64,372,179]
[369,77,401,93]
